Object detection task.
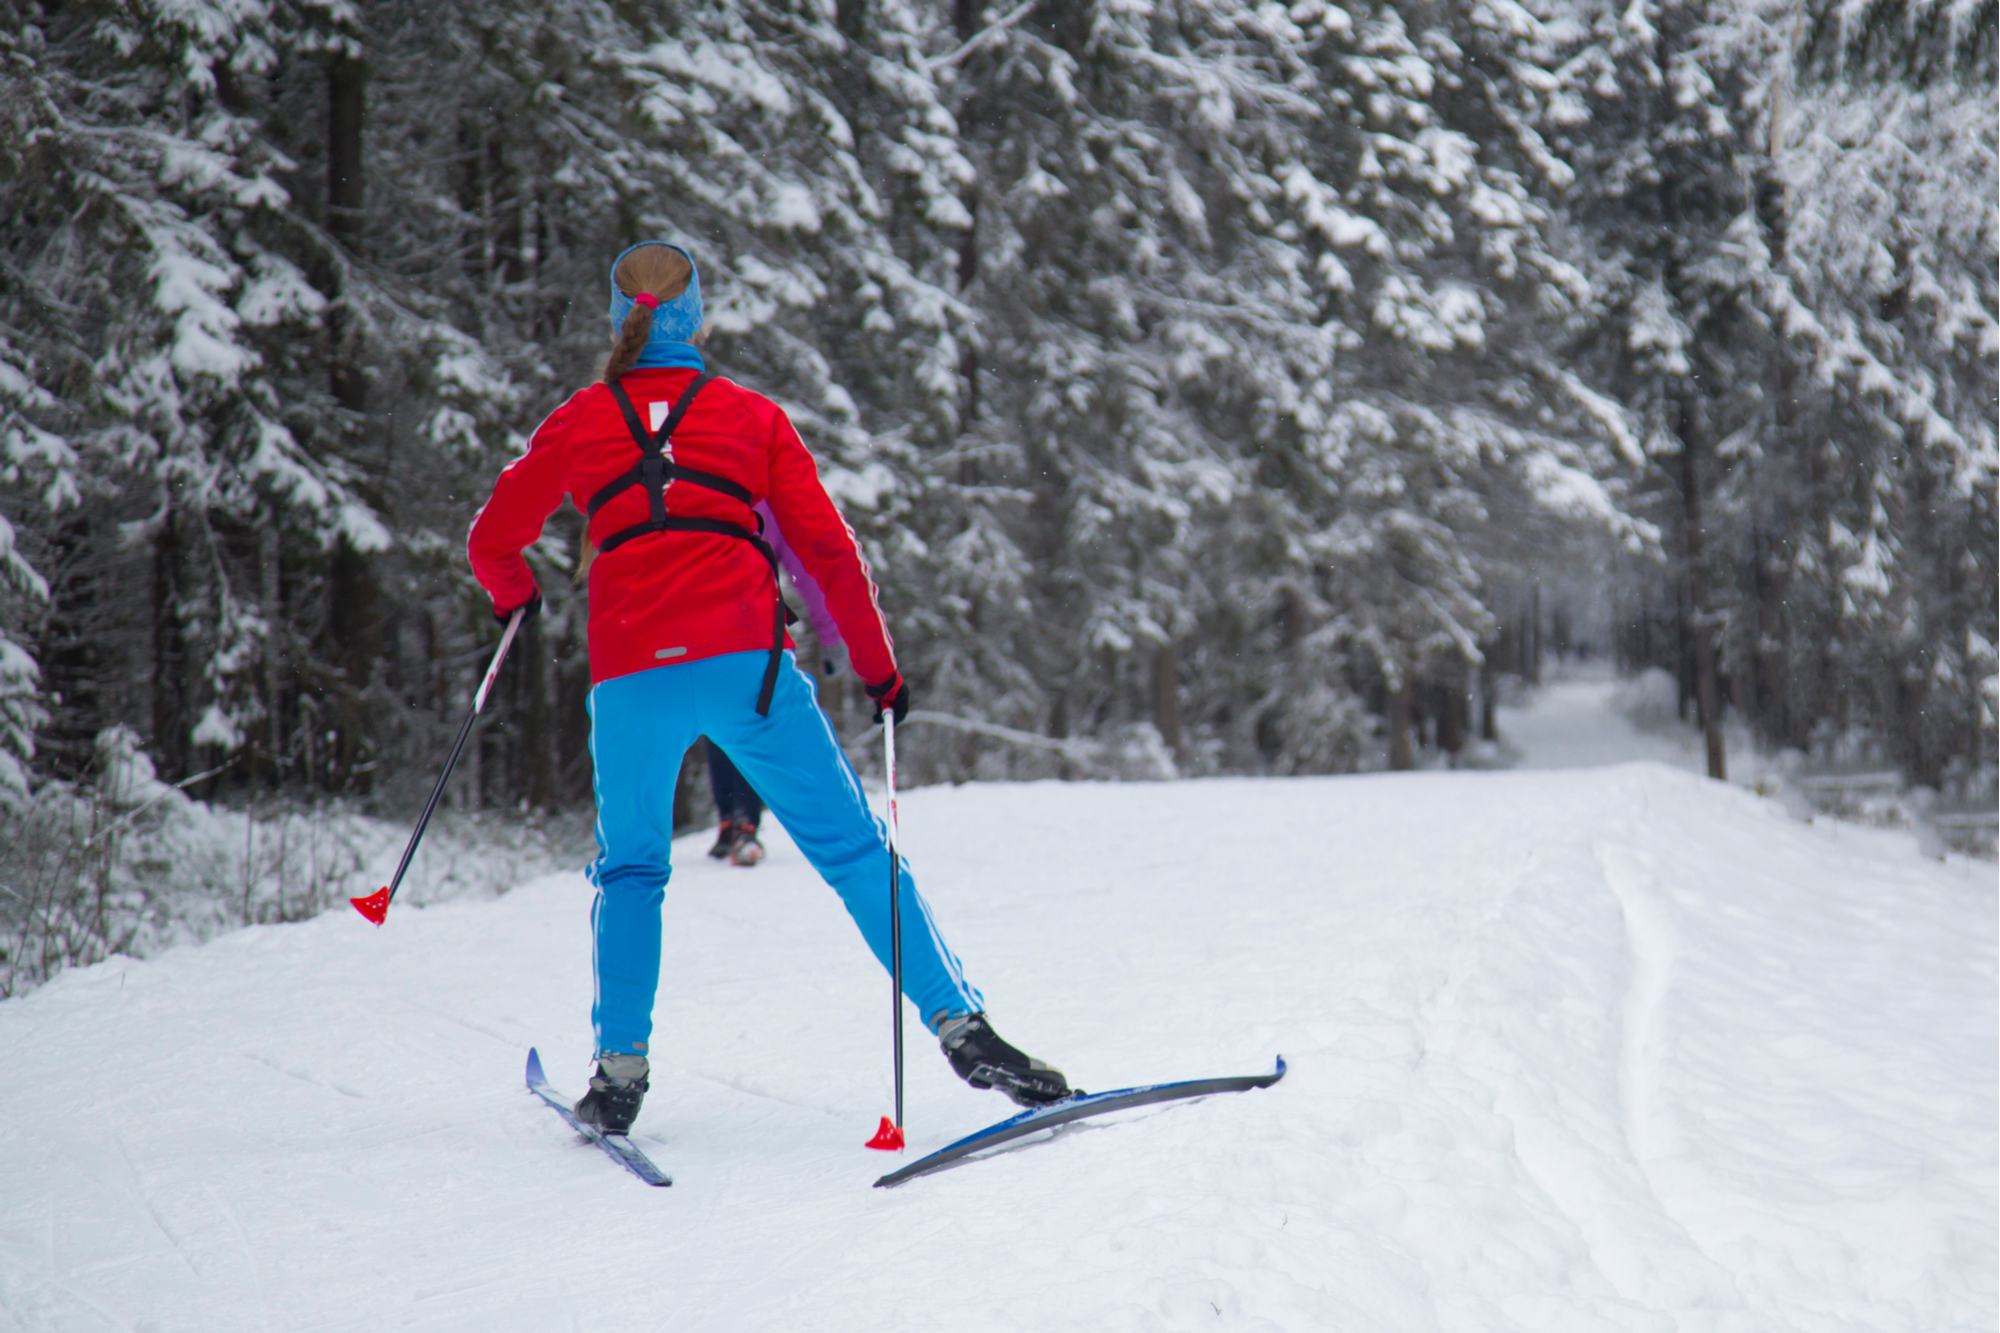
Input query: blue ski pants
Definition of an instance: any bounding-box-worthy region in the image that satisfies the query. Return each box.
[585,650,984,1057]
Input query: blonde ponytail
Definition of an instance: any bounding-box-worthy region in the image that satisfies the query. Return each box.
[601,302,655,383]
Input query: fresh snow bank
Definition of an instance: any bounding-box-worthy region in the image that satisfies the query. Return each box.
[0,766,1991,1332]
[0,729,586,996]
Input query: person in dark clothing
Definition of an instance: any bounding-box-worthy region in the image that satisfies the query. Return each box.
[704,740,766,866]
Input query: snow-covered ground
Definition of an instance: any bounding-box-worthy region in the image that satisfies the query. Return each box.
[1,692,1992,1331]
[1494,661,1773,783]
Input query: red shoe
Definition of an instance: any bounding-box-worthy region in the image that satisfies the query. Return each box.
[729,826,765,867]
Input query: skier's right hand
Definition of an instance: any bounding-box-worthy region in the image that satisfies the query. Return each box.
[867,672,910,726]
[496,589,542,626]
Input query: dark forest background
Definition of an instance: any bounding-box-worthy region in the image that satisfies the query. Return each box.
[0,0,1992,829]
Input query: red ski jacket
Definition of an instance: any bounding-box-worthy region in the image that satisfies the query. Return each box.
[467,367,896,690]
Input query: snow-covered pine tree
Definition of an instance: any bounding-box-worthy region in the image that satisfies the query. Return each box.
[1544,0,1791,778]
[6,0,1978,820]
[934,0,1643,772]
[1248,0,1657,769]
[928,0,1264,773]
[0,504,45,801]
[1737,0,1997,787]
[0,0,388,794]
[1556,0,1996,791]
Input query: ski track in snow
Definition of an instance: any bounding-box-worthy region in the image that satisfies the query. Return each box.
[0,723,1992,1330]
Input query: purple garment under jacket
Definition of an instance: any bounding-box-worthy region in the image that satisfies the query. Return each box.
[755,501,842,654]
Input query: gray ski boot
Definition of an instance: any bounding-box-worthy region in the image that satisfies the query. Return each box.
[937,1013,1070,1107]
[574,1053,649,1134]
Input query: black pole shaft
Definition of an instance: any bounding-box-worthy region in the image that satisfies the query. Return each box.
[892,840,904,1129]
[888,717,905,1130]
[382,702,480,909]
[385,609,522,908]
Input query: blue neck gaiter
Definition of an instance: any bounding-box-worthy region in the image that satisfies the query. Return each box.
[608,241,705,371]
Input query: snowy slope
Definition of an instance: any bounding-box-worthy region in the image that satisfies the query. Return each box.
[0,763,1991,1332]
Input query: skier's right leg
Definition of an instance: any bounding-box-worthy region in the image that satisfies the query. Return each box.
[699,653,986,1028]
[704,653,1068,1105]
[584,669,701,1063]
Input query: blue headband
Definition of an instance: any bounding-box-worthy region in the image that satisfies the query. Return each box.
[608,241,705,371]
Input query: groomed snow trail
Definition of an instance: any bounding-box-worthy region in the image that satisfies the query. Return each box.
[0,767,1991,1332]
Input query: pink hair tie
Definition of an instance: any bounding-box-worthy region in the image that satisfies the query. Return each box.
[634,293,659,310]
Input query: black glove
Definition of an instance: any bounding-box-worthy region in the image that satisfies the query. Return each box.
[866,672,910,726]
[496,590,542,626]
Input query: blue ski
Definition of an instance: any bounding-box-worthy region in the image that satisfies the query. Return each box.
[525,1048,672,1187]
[873,1055,1286,1188]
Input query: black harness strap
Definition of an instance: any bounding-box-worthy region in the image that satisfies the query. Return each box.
[592,374,792,715]
[592,374,727,520]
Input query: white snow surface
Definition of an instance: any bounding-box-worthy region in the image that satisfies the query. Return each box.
[2,748,1993,1328]
[1495,663,1761,779]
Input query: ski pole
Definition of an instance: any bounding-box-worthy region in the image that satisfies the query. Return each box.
[350,607,526,925]
[866,711,907,1151]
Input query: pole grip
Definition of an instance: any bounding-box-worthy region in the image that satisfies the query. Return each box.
[474,608,526,714]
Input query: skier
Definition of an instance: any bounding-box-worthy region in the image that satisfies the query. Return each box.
[468,240,1068,1134]
[703,500,848,869]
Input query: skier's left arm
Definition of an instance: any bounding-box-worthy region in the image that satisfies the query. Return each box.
[760,409,896,694]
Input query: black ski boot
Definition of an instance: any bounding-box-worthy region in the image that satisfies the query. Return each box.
[573,1053,648,1134]
[937,1013,1071,1107]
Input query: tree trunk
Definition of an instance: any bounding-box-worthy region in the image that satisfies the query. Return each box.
[1387,676,1415,771]
[1049,689,1075,782]
[1749,524,1791,747]
[325,536,380,792]
[1479,652,1497,742]
[1690,613,1728,780]
[327,51,367,412]
[554,624,593,803]
[327,54,365,255]
[521,616,554,808]
[1152,639,1182,762]
[958,192,981,435]
[1526,583,1542,685]
[151,512,189,782]
[1677,389,1728,781]
[1438,665,1468,762]
[36,516,104,779]
[260,511,283,790]
[1902,440,1945,788]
